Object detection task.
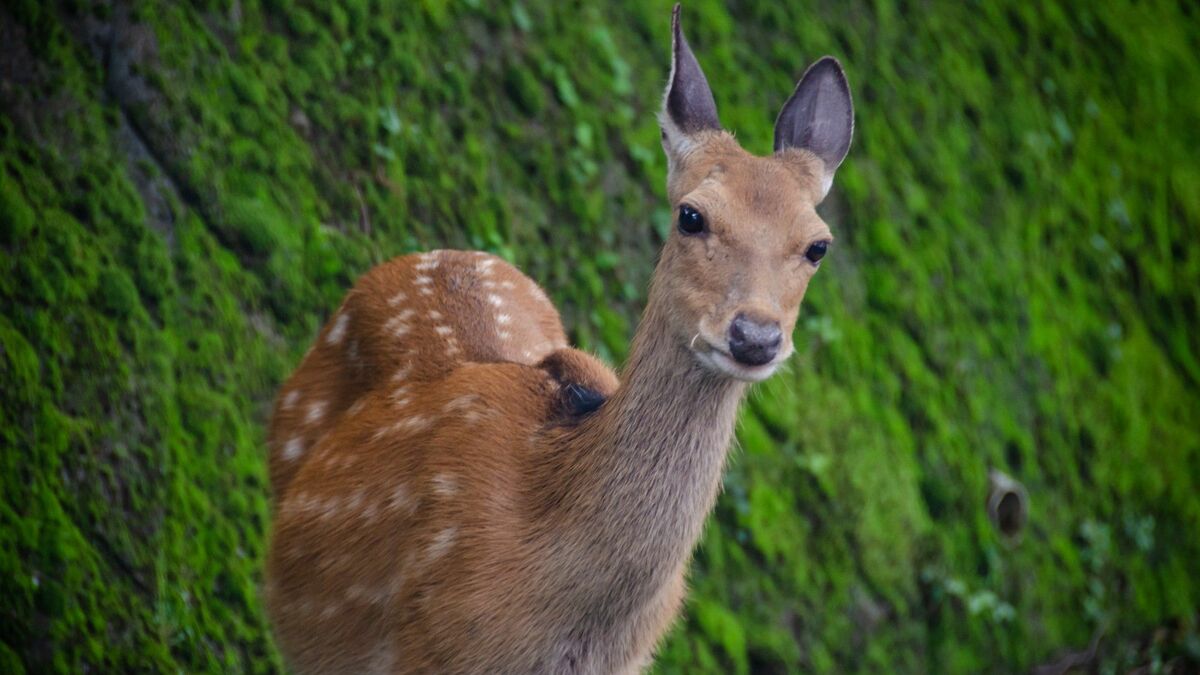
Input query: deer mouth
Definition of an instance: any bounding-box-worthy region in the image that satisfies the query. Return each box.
[692,341,787,383]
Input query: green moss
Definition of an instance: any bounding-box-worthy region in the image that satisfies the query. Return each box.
[2,0,1198,672]
[0,169,35,244]
[95,268,139,319]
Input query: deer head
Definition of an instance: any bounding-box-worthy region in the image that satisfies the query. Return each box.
[656,5,854,382]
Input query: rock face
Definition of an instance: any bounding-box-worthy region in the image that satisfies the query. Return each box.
[1,1,1199,673]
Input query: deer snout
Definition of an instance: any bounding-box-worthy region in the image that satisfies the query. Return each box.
[727,314,782,366]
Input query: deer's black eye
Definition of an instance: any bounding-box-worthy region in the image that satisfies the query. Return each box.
[677,205,706,236]
[804,240,829,263]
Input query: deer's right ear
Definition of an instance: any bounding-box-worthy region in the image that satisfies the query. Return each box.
[660,4,720,166]
[774,57,854,200]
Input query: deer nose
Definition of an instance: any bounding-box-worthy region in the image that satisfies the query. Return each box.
[727,314,782,367]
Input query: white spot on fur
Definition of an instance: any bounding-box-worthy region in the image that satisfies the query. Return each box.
[388,291,407,307]
[387,484,414,513]
[480,280,496,289]
[496,313,511,325]
[361,500,378,521]
[427,526,458,561]
[305,401,326,425]
[500,280,517,290]
[372,415,431,440]
[301,492,324,515]
[318,495,342,519]
[487,294,504,307]
[419,287,434,296]
[414,274,433,286]
[368,643,398,674]
[476,257,496,272]
[282,389,301,411]
[498,330,511,340]
[324,452,348,470]
[432,474,459,497]
[428,309,443,320]
[529,283,551,305]
[443,394,480,413]
[385,567,409,598]
[384,309,414,337]
[391,364,412,381]
[414,257,440,271]
[283,437,304,461]
[434,325,453,337]
[326,312,350,345]
[347,398,367,417]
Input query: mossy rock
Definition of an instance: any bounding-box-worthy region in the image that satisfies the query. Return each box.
[1,0,1197,673]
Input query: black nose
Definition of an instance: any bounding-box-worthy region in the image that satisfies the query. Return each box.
[728,314,782,366]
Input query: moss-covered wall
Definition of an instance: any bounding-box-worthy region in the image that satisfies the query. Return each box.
[2,0,1197,672]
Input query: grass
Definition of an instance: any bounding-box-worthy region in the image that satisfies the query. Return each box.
[1,0,1197,672]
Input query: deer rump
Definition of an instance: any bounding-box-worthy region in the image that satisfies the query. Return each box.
[265,251,625,673]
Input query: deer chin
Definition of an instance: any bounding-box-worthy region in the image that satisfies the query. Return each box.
[692,343,785,383]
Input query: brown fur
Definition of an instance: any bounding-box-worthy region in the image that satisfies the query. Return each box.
[265,8,851,673]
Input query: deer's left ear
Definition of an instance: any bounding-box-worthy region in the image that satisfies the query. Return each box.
[660,5,720,168]
[774,57,854,200]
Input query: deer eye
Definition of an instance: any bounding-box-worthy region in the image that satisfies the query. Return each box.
[677,205,706,236]
[804,240,829,264]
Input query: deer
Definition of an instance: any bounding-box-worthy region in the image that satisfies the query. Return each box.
[264,5,853,673]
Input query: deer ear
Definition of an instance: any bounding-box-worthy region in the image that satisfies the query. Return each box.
[774,56,854,199]
[660,4,720,162]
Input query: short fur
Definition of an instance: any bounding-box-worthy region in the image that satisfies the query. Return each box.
[265,6,853,674]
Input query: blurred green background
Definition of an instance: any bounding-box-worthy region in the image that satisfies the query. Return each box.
[2,0,1198,672]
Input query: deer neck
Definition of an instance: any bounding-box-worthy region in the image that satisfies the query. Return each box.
[547,278,747,579]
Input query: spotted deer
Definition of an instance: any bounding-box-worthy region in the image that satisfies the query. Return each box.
[265,6,853,673]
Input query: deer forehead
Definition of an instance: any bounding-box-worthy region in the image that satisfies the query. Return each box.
[675,143,830,245]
